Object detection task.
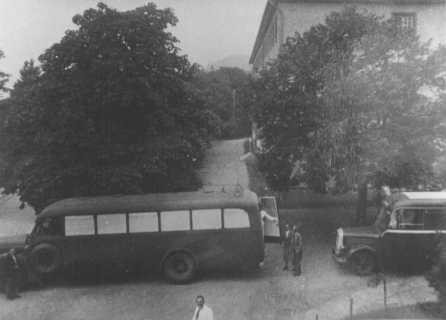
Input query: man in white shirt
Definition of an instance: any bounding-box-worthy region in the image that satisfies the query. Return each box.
[259,203,279,227]
[259,203,279,240]
[192,295,213,320]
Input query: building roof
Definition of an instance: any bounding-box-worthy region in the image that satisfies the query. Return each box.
[37,188,259,219]
[249,0,445,65]
[249,0,278,65]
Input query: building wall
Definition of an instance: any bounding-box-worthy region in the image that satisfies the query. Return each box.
[254,2,446,69]
[252,11,284,71]
[279,2,446,48]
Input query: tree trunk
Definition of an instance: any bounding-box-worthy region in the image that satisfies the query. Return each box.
[356,182,368,225]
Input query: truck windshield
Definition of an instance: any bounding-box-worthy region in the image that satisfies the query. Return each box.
[32,218,62,236]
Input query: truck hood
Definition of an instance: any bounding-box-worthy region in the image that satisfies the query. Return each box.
[342,225,380,238]
[0,234,27,253]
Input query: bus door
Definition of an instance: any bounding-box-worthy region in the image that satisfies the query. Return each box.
[260,196,281,242]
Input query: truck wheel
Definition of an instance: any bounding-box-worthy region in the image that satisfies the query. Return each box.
[30,243,61,275]
[351,250,376,275]
[162,251,196,284]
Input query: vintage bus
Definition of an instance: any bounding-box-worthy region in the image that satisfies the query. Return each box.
[333,192,446,274]
[22,188,279,283]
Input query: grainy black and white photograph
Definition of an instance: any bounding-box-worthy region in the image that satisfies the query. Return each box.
[0,0,446,319]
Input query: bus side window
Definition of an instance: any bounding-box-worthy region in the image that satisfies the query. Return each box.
[65,215,95,236]
[129,212,158,233]
[424,209,446,230]
[399,209,424,230]
[161,211,190,231]
[97,214,126,234]
[224,209,250,229]
[192,209,222,230]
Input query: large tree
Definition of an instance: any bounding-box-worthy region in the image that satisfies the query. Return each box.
[0,3,215,212]
[252,7,446,214]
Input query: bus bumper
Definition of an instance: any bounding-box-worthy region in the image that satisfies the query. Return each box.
[332,248,348,265]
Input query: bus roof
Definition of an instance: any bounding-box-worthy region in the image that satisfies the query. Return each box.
[38,189,259,219]
[394,192,446,208]
[400,192,446,200]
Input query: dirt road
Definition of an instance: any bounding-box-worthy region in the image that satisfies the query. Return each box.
[0,139,437,320]
[197,139,249,188]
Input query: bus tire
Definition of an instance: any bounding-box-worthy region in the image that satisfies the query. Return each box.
[350,250,376,276]
[162,251,196,284]
[30,243,61,275]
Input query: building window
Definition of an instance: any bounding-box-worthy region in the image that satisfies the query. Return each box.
[272,16,278,44]
[392,12,416,32]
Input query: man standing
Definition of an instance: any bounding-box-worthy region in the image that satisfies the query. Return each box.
[3,249,21,299]
[374,185,393,231]
[291,225,303,276]
[282,224,292,270]
[192,295,213,320]
[259,203,279,226]
[259,203,279,240]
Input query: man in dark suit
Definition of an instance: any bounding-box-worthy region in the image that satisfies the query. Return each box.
[291,225,303,276]
[282,224,292,270]
[3,249,21,299]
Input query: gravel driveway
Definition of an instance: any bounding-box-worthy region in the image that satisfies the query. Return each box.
[0,139,436,320]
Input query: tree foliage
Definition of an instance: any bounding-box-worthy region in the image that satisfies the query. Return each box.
[0,3,215,212]
[193,67,252,138]
[252,7,446,193]
[0,50,9,98]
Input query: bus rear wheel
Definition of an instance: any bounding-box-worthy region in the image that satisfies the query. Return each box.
[163,251,196,284]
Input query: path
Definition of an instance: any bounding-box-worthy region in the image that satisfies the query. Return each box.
[198,139,249,188]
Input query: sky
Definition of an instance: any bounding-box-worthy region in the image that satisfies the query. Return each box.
[0,0,265,87]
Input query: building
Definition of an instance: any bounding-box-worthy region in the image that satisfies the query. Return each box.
[249,0,446,71]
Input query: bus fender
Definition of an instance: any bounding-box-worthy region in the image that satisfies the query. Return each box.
[30,243,62,274]
[348,246,377,260]
[160,249,198,271]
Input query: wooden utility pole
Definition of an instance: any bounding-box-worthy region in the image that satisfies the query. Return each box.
[232,88,237,123]
[356,182,368,225]
[350,297,354,320]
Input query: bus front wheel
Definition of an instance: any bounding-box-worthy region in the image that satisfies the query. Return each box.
[350,250,376,276]
[30,243,61,277]
[162,251,196,284]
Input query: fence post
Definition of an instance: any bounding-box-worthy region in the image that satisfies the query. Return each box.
[383,276,388,311]
[315,314,319,320]
[350,297,354,320]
